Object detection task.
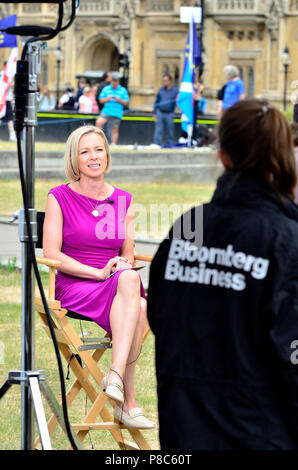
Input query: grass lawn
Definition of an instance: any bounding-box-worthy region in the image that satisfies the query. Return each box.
[0,179,215,239]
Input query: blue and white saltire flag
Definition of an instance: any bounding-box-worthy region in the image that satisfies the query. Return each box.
[0,15,17,48]
[177,15,201,146]
[177,56,194,142]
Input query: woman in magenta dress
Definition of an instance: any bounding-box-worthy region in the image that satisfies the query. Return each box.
[43,125,154,429]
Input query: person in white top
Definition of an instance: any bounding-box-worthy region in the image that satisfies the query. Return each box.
[78,86,93,114]
[0,68,16,142]
[39,86,55,111]
[58,86,75,110]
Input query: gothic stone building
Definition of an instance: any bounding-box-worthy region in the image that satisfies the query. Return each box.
[0,0,297,112]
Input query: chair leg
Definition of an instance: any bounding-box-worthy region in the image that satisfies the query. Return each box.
[36,308,154,450]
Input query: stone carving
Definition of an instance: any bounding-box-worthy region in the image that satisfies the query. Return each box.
[289,0,298,11]
[181,0,203,6]
[146,0,174,12]
[216,0,256,10]
[125,0,137,18]
[225,29,257,40]
[264,0,286,16]
[0,4,11,18]
[22,4,42,14]
[79,1,112,12]
[264,0,286,40]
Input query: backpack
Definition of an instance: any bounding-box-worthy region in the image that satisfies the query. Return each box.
[62,95,75,110]
[217,84,227,101]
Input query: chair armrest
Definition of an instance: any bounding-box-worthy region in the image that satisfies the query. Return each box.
[36,256,62,268]
[134,254,153,263]
[36,256,61,301]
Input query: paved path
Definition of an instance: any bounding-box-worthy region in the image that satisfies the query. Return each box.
[0,221,159,289]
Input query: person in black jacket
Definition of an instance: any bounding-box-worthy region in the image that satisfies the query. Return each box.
[147,99,298,450]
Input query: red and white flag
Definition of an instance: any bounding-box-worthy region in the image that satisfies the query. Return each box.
[0,47,18,119]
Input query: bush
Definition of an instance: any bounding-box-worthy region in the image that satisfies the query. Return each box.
[282,108,294,123]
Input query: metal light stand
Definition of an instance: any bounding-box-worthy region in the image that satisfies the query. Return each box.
[0,0,81,452]
[0,41,52,451]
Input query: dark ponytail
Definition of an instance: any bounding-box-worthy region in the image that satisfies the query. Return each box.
[218,99,297,198]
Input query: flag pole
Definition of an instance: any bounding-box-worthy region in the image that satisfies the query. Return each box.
[177,7,201,147]
[187,15,194,148]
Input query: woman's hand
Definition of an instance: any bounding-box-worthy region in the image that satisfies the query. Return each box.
[99,256,133,280]
[111,258,133,273]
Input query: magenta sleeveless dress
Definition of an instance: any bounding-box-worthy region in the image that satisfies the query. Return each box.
[48,183,146,336]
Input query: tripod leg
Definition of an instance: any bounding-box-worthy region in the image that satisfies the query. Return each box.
[29,376,52,450]
[39,380,83,450]
[0,379,12,400]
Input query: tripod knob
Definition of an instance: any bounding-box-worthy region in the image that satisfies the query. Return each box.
[14,60,29,133]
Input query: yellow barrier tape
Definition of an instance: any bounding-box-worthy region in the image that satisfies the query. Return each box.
[37,113,218,125]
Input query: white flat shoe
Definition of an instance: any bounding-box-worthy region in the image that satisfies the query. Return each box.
[114,405,155,429]
[100,375,108,391]
[100,374,124,404]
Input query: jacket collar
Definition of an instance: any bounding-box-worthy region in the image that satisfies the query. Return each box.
[211,169,298,223]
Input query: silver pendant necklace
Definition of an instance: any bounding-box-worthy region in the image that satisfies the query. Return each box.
[87,197,100,217]
[86,189,111,217]
[91,208,99,217]
[78,183,109,217]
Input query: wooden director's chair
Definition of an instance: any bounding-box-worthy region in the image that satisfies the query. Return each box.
[34,212,155,450]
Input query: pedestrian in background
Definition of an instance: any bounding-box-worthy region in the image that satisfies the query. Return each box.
[217,65,245,119]
[75,78,89,108]
[78,86,93,114]
[91,85,99,114]
[0,61,16,142]
[96,71,112,111]
[96,73,129,146]
[152,74,178,148]
[39,86,55,111]
[0,79,16,141]
[58,86,75,110]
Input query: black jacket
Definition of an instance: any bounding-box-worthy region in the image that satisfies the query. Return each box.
[147,170,298,450]
[96,81,109,110]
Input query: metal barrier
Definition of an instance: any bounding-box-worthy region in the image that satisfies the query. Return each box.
[0,110,218,145]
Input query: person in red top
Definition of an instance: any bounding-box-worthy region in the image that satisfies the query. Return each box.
[91,85,99,114]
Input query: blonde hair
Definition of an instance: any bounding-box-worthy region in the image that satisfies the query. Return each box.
[64,125,112,181]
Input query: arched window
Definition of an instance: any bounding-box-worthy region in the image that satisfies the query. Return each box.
[90,39,119,71]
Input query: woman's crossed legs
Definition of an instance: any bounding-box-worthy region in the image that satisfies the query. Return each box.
[109,269,147,413]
